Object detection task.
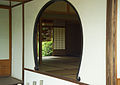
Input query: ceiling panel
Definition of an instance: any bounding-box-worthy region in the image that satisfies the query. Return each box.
[0,1,10,6]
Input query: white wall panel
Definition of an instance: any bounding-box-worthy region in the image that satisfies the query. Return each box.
[24,0,50,70]
[0,9,9,60]
[71,0,106,85]
[12,5,23,80]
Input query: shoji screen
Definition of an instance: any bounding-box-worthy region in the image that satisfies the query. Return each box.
[53,27,65,50]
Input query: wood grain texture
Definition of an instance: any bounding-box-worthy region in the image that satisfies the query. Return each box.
[9,4,12,76]
[106,0,117,85]
[0,5,10,9]
[118,79,120,85]
[0,60,10,76]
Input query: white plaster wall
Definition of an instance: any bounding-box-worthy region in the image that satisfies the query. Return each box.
[12,5,23,80]
[0,9,9,60]
[24,70,79,85]
[117,0,120,78]
[73,0,106,85]
[24,0,106,85]
[24,0,50,70]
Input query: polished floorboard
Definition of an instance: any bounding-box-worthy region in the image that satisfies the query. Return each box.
[39,56,80,80]
[0,76,23,85]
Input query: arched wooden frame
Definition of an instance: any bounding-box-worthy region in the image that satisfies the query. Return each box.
[33,0,83,81]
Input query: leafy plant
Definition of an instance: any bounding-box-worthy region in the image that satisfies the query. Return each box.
[42,41,53,56]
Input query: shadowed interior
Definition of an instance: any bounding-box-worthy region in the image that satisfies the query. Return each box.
[39,56,80,80]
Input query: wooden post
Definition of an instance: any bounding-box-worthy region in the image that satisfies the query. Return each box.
[9,1,12,76]
[22,2,25,82]
[39,19,42,64]
[106,0,117,85]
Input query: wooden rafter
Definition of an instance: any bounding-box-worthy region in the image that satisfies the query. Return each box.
[0,5,10,9]
[0,0,32,9]
[11,0,32,8]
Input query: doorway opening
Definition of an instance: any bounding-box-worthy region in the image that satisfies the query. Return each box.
[33,0,83,81]
[37,21,54,58]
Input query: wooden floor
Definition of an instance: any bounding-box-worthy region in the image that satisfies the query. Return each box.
[39,56,80,80]
[0,76,23,85]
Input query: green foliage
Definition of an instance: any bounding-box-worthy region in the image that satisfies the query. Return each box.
[42,41,53,56]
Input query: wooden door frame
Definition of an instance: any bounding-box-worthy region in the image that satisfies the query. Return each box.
[106,0,118,85]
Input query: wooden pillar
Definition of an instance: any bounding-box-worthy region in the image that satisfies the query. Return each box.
[39,19,42,64]
[9,1,12,76]
[22,3,25,82]
[106,0,117,85]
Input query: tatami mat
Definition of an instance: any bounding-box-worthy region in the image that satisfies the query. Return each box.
[39,56,80,80]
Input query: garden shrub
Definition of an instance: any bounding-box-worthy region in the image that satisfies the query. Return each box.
[42,41,53,56]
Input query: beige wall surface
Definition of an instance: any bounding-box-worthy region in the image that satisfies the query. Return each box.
[24,0,106,85]
[12,5,23,80]
[0,9,9,60]
[74,0,106,85]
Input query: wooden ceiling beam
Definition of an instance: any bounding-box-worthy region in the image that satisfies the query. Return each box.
[11,0,32,8]
[0,5,10,9]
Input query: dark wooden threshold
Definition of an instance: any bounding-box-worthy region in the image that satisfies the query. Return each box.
[24,68,88,85]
